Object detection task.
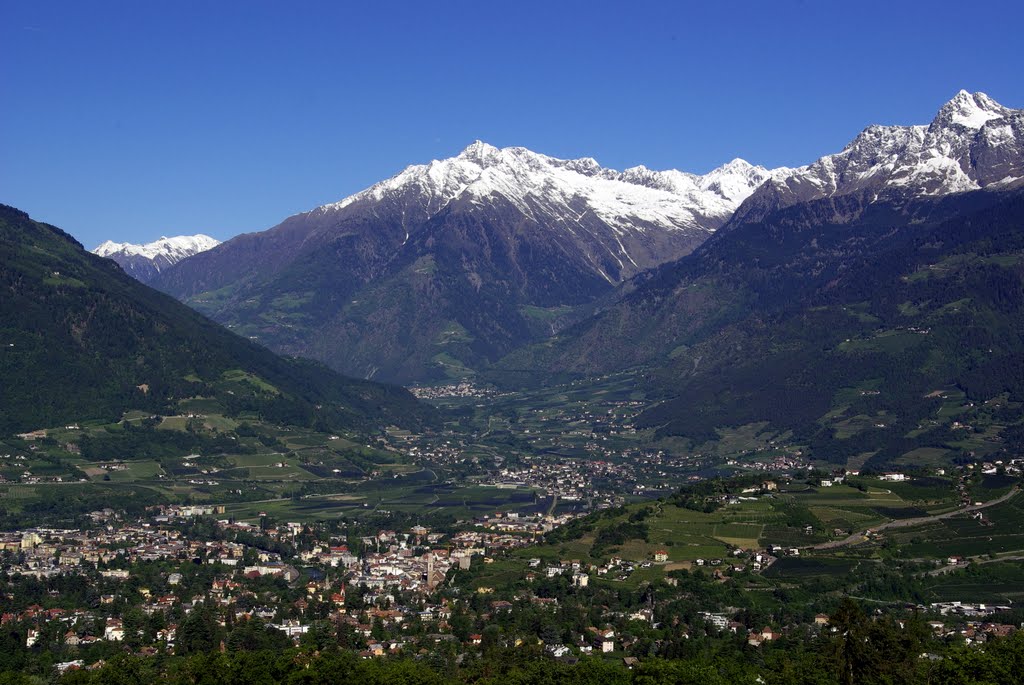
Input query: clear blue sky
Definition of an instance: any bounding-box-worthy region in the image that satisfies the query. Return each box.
[3,0,1022,249]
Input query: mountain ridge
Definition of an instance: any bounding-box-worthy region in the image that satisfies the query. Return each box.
[490,185,1024,469]
[727,90,1024,228]
[93,234,221,283]
[152,91,1023,387]
[316,141,783,240]
[151,142,780,383]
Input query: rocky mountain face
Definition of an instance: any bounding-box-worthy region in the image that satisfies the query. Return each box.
[93,234,220,283]
[153,142,778,384]
[728,91,1024,228]
[539,90,1022,379]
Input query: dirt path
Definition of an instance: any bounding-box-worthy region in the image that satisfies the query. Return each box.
[546,494,559,517]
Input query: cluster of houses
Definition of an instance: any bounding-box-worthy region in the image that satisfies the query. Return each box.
[408,382,504,400]
[479,457,630,503]
[469,510,579,536]
[151,504,227,520]
[0,524,255,578]
[725,454,810,472]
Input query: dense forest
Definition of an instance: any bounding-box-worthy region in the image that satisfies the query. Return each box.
[610,190,1024,465]
[0,205,433,435]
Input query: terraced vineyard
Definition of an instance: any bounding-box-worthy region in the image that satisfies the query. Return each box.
[0,402,417,525]
[457,471,1016,593]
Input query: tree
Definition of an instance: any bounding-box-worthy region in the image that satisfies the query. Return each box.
[300,621,335,652]
[930,629,1024,685]
[177,603,220,655]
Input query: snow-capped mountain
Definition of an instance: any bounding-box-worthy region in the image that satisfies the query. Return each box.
[320,141,781,242]
[731,91,1024,226]
[153,143,777,383]
[93,234,220,283]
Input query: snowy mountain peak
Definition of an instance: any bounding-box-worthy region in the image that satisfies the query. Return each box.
[318,143,781,237]
[93,234,219,260]
[457,140,501,162]
[731,90,1024,225]
[934,90,1008,130]
[716,158,757,173]
[92,234,220,283]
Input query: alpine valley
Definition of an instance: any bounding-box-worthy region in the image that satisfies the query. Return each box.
[139,90,1024,471]
[151,142,782,383]
[5,90,1024,685]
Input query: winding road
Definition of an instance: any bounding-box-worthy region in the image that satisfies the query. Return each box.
[806,487,1020,551]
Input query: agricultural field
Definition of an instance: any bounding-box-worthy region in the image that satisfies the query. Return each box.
[460,497,800,588]
[221,479,552,524]
[705,422,795,461]
[457,469,1017,595]
[877,491,1024,560]
[916,560,1024,604]
[0,403,429,523]
[762,477,959,544]
[763,556,861,579]
[967,473,1018,501]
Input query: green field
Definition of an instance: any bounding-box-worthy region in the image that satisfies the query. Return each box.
[764,556,860,579]
[0,403,430,521]
[454,470,1012,595]
[917,560,1024,604]
[880,493,1024,560]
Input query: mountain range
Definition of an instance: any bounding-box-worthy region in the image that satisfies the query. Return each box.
[93,234,221,283]
[491,91,1024,466]
[143,91,1023,389]
[151,142,780,383]
[501,91,1024,365]
[69,89,1024,468]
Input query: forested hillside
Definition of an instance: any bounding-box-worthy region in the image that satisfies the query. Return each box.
[0,205,431,435]
[496,189,1024,467]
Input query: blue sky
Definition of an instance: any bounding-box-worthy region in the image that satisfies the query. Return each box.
[2,0,1022,248]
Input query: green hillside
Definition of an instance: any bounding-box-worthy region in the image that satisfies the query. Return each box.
[460,473,1024,601]
[494,190,1024,468]
[0,204,432,435]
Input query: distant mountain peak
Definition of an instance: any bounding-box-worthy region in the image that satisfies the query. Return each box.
[717,158,757,171]
[92,234,220,283]
[93,234,219,259]
[153,144,786,384]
